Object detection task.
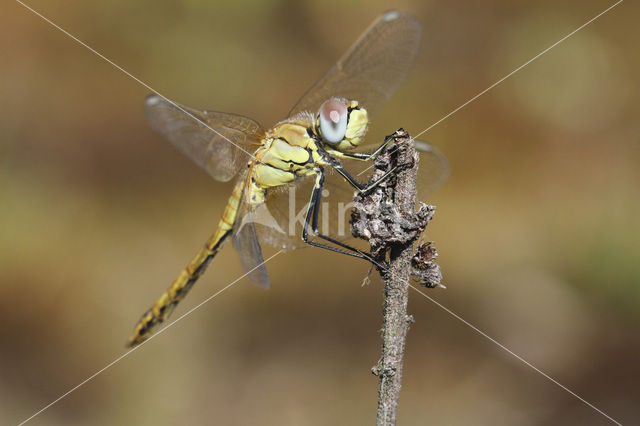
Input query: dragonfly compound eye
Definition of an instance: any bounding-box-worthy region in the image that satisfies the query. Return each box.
[318,98,349,145]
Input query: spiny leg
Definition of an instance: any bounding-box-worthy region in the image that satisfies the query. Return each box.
[331,161,399,193]
[328,132,415,192]
[301,172,386,269]
[330,137,417,194]
[329,133,396,161]
[303,139,413,266]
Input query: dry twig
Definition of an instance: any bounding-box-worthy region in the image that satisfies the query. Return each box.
[351,129,442,425]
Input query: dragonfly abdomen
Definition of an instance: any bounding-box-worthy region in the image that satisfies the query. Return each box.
[127,180,244,347]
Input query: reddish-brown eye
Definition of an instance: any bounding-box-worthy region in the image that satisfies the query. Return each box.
[318,98,348,144]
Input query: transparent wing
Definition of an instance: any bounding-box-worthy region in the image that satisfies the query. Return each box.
[414,141,450,199]
[233,201,272,289]
[247,175,317,251]
[252,173,354,250]
[289,10,421,120]
[145,94,264,182]
[242,170,356,251]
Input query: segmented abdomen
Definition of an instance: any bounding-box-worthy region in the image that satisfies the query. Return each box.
[127,179,244,347]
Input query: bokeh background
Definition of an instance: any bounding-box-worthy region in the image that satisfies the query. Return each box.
[2,0,638,425]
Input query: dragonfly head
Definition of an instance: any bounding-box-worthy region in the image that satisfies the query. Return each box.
[316,98,368,151]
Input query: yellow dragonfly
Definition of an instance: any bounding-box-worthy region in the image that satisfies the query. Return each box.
[128,10,448,347]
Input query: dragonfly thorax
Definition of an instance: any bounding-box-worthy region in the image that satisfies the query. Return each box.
[250,99,369,197]
[251,119,323,194]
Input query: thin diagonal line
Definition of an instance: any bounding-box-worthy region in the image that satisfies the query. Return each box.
[15,0,258,162]
[15,1,624,424]
[17,250,284,426]
[409,284,623,426]
[358,0,623,177]
[410,0,622,142]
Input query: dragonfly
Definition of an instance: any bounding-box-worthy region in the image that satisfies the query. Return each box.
[127,10,448,347]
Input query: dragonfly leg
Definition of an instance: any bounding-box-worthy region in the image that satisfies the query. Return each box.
[331,162,399,194]
[327,130,416,192]
[329,133,396,161]
[301,172,386,270]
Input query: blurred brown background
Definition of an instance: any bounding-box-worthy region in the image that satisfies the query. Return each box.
[2,0,638,425]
